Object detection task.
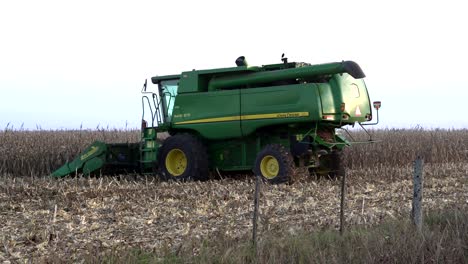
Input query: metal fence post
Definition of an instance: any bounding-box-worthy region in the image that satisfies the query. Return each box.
[411,156,424,231]
[339,170,346,234]
[252,174,261,247]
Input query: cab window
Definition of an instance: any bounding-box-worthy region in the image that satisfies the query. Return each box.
[159,79,179,121]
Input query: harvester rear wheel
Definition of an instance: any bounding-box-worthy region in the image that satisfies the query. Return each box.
[254,144,294,184]
[157,134,208,181]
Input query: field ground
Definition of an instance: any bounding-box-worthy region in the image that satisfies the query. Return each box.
[0,129,467,262]
[1,162,466,262]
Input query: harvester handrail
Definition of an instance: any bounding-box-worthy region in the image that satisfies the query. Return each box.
[141,95,155,127]
[152,93,164,126]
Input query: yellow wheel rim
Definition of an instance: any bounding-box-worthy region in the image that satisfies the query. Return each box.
[260,155,279,179]
[165,149,187,176]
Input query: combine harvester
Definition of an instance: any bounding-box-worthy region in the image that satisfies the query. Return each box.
[51,56,381,183]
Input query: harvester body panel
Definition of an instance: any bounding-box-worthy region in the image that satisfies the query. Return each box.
[319,73,371,122]
[172,89,242,139]
[240,83,321,136]
[169,71,371,140]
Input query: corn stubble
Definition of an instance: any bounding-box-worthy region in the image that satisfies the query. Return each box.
[0,128,467,262]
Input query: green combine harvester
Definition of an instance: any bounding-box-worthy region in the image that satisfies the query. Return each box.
[52,56,381,183]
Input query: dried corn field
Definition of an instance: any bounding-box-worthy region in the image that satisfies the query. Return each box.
[0,129,467,262]
[0,129,140,177]
[1,128,466,177]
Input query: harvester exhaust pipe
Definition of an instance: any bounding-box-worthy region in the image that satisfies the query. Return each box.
[235,56,248,67]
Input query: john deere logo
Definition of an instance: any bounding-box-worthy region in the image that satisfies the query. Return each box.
[80,146,99,160]
[276,113,301,118]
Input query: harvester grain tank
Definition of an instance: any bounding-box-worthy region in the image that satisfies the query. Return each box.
[51,56,381,183]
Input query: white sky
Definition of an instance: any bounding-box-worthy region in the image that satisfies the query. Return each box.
[1,0,467,130]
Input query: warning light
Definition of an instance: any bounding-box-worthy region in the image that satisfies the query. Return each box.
[340,103,346,112]
[373,101,381,110]
[141,119,148,129]
[322,115,334,120]
[355,106,362,116]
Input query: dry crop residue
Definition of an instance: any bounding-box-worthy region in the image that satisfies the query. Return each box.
[0,162,466,261]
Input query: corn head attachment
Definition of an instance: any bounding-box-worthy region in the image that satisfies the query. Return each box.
[51,141,140,177]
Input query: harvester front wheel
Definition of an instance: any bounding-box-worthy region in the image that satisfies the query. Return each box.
[254,144,294,184]
[158,134,208,181]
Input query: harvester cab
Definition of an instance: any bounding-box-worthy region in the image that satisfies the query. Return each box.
[141,75,179,128]
[51,56,381,183]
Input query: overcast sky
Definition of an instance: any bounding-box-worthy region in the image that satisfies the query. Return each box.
[1,0,467,130]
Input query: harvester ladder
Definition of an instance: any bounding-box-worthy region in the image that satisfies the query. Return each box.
[139,127,160,174]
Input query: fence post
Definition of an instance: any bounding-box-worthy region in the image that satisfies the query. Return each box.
[252,174,261,247]
[339,170,346,234]
[411,156,424,231]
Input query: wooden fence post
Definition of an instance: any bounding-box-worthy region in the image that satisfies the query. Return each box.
[411,156,424,231]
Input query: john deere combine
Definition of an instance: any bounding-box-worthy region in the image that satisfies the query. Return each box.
[52,56,381,183]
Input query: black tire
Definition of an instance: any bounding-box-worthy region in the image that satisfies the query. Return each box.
[157,134,208,181]
[330,151,345,178]
[314,150,345,179]
[253,144,295,184]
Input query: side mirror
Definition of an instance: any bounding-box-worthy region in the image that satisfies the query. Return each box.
[373,101,381,110]
[362,101,382,126]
